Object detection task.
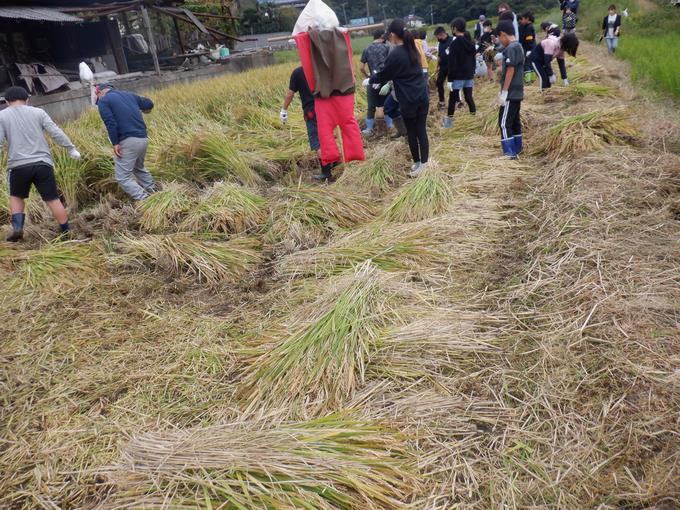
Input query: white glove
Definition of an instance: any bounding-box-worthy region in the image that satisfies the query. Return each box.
[563,78,569,86]
[372,83,381,90]
[280,109,288,123]
[498,90,508,106]
[526,51,532,57]
[549,74,557,85]
[379,83,391,96]
[362,78,370,87]
[68,147,81,160]
[447,82,454,92]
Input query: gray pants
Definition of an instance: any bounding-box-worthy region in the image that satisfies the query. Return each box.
[114,137,155,200]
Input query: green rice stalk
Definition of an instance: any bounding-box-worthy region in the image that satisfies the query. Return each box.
[277,222,448,279]
[6,241,99,289]
[181,182,267,234]
[108,414,418,509]
[138,182,196,232]
[383,165,453,223]
[119,234,261,284]
[241,262,396,413]
[195,132,263,185]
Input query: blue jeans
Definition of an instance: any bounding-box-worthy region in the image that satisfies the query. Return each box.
[605,36,619,54]
[384,94,401,119]
[451,79,474,89]
[305,117,320,151]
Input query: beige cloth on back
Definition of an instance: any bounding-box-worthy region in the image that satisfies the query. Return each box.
[308,28,355,98]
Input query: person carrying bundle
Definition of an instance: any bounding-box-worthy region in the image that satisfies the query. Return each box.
[443,17,477,129]
[370,19,430,177]
[0,86,80,242]
[95,83,157,201]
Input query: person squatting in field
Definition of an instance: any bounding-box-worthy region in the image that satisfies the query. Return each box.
[359,30,396,137]
[370,18,430,177]
[0,86,80,242]
[443,17,477,129]
[530,23,579,89]
[95,83,158,200]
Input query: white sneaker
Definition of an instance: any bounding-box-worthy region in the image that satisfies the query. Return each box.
[410,162,421,172]
[408,161,427,177]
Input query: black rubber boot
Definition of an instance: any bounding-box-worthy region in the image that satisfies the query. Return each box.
[313,163,336,183]
[6,230,24,242]
[391,116,407,139]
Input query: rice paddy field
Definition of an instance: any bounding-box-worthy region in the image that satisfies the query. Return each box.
[1,41,679,509]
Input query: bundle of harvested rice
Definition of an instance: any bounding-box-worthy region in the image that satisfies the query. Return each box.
[180,182,267,234]
[118,234,261,284]
[106,415,418,509]
[531,108,637,159]
[383,164,453,223]
[2,241,99,289]
[240,262,425,414]
[137,182,196,232]
[337,143,406,193]
[195,132,263,185]
[269,185,375,248]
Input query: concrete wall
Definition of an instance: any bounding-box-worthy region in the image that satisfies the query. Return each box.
[26,51,276,123]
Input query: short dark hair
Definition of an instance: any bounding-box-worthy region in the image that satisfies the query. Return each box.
[499,10,514,21]
[372,29,384,40]
[483,20,493,27]
[608,4,617,10]
[451,17,466,34]
[498,2,511,11]
[495,20,515,36]
[539,21,552,31]
[418,29,427,39]
[3,86,29,102]
[561,31,579,56]
[519,10,535,22]
[434,26,446,35]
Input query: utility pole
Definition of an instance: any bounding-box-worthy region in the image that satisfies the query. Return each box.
[366,0,370,21]
[341,2,348,25]
[381,4,387,22]
[430,4,434,25]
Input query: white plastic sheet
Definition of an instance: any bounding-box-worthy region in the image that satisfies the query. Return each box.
[292,0,339,35]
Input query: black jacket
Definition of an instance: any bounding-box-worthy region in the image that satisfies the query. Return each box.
[602,14,622,36]
[447,35,477,81]
[437,35,453,70]
[519,23,536,53]
[370,44,428,117]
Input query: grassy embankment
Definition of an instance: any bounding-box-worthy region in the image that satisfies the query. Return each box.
[579,0,680,98]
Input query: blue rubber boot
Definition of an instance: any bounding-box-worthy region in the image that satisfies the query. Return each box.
[442,116,453,129]
[362,118,374,135]
[384,115,394,129]
[501,138,517,159]
[513,134,523,155]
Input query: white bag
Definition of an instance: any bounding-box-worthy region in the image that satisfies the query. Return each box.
[292,0,339,35]
[475,55,487,77]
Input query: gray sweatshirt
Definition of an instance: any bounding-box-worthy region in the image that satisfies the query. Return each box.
[0,105,75,170]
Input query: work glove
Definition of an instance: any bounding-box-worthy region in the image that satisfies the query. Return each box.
[379,83,391,96]
[372,83,381,90]
[563,78,570,86]
[280,109,288,123]
[447,82,454,92]
[549,74,557,85]
[526,51,532,57]
[68,147,81,160]
[362,78,370,87]
[498,90,509,106]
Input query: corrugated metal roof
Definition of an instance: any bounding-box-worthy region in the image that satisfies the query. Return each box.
[0,6,83,22]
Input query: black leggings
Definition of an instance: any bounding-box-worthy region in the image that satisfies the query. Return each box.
[403,102,429,164]
[447,87,476,116]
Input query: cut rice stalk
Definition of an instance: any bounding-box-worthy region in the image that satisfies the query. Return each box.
[531,108,638,160]
[337,143,406,193]
[195,132,263,185]
[383,164,453,223]
[5,241,100,289]
[276,221,449,279]
[241,262,409,413]
[118,234,261,284]
[137,182,196,232]
[181,182,267,234]
[107,414,418,509]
